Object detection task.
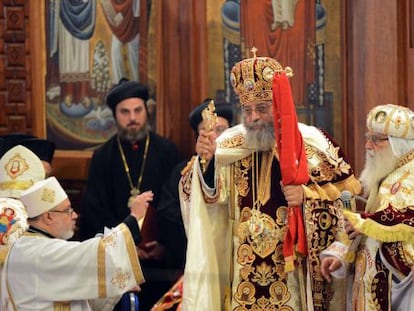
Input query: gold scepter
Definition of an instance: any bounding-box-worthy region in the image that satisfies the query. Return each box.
[200,100,217,173]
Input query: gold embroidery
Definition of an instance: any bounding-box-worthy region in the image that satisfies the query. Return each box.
[305,142,351,183]
[269,281,293,309]
[234,281,255,307]
[53,301,70,310]
[247,210,279,258]
[180,165,193,202]
[219,133,245,148]
[0,180,34,191]
[233,153,294,310]
[102,231,116,247]
[180,156,197,177]
[41,188,55,203]
[111,268,131,290]
[5,154,29,179]
[236,156,251,197]
[395,149,414,169]
[250,261,277,286]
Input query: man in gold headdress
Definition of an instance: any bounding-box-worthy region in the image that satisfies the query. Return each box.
[321,104,414,311]
[178,51,361,311]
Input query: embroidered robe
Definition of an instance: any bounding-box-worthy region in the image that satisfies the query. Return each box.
[325,150,414,311]
[179,123,361,311]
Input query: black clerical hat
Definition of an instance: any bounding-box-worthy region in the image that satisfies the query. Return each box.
[106,78,149,116]
[189,98,234,135]
[1,133,55,163]
[20,138,55,163]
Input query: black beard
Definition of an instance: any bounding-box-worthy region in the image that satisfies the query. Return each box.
[117,122,150,143]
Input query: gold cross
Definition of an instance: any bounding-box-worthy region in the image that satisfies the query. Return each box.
[250,46,258,58]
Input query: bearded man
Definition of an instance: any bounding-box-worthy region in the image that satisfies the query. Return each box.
[178,53,361,310]
[80,78,182,311]
[321,104,414,311]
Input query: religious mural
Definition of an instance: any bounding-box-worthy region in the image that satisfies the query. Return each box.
[45,0,341,149]
[45,0,153,150]
[212,0,340,136]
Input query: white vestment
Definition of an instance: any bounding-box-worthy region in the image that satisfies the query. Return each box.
[1,223,144,311]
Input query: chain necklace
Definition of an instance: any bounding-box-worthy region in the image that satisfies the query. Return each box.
[117,134,150,208]
[249,151,272,236]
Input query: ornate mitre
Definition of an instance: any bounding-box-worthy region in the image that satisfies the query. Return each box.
[367,104,414,139]
[20,176,68,218]
[230,47,292,105]
[0,145,45,198]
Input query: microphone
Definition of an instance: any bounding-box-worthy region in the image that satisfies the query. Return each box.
[340,190,353,210]
[340,190,362,261]
[355,195,367,204]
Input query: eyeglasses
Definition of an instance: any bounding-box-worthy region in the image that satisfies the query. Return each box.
[49,207,74,215]
[241,103,272,116]
[365,133,389,145]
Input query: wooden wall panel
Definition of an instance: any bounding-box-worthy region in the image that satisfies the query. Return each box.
[344,0,407,175]
[156,0,208,157]
[0,1,31,135]
[407,0,414,107]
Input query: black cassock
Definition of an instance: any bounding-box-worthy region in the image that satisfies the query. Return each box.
[79,132,182,311]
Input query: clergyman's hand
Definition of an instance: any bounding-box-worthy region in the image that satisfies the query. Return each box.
[320,256,342,283]
[281,183,304,206]
[137,240,165,261]
[130,190,153,220]
[344,218,360,240]
[196,129,217,166]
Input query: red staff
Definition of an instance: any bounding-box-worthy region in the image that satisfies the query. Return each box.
[272,71,309,272]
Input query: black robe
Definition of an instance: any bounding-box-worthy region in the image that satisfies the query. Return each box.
[156,160,189,281]
[79,132,182,311]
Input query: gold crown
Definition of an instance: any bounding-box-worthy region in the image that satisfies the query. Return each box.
[230,47,292,105]
[367,104,414,139]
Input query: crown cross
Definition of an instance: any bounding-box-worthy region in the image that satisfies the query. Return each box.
[41,188,56,203]
[250,46,258,58]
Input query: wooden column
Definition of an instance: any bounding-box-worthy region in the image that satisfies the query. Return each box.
[156,0,208,157]
[344,0,405,174]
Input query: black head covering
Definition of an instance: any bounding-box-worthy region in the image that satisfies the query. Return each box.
[106,78,149,116]
[0,138,6,158]
[189,98,234,136]
[20,138,56,163]
[1,133,56,163]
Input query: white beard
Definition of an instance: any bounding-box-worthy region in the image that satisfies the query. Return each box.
[359,144,398,197]
[244,118,275,151]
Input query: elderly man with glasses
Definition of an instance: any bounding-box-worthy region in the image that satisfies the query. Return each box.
[1,176,152,311]
[321,104,414,311]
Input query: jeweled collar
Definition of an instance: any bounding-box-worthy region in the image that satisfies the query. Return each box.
[395,149,414,169]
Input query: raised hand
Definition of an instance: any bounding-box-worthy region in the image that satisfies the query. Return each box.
[130,190,153,220]
[196,129,217,168]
